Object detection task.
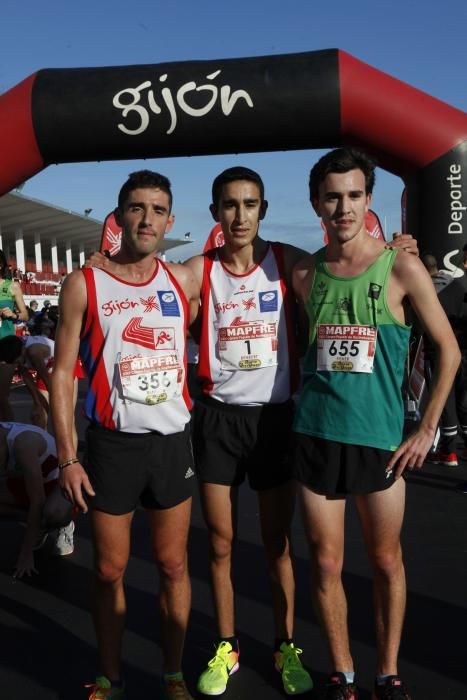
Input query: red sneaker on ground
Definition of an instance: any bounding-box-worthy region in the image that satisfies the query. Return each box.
[429,451,458,467]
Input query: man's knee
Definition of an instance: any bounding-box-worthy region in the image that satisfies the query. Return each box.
[208,526,235,562]
[261,527,290,563]
[313,545,344,581]
[156,551,188,582]
[95,555,128,585]
[368,544,403,578]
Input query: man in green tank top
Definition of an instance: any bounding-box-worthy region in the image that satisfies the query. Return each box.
[291,148,460,700]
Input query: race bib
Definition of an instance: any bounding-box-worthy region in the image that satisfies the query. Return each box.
[118,353,183,405]
[218,321,278,370]
[317,324,377,373]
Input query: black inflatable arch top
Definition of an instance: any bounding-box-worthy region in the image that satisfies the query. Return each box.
[1,49,467,266]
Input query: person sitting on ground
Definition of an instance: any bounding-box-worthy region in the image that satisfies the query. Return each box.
[0,421,75,578]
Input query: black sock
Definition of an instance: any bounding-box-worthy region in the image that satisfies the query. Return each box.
[274,638,293,652]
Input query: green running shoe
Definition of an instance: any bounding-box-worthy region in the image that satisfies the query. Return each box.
[274,643,313,695]
[85,675,125,699]
[197,641,240,695]
[161,671,194,699]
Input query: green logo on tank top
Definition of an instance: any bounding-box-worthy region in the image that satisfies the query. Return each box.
[316,281,327,295]
[336,297,352,312]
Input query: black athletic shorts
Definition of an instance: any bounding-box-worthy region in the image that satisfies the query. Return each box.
[292,433,396,495]
[84,423,195,514]
[192,396,294,491]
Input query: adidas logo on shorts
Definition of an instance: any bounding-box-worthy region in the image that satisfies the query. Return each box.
[185,466,195,479]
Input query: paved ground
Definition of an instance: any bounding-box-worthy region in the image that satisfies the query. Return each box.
[0,385,466,699]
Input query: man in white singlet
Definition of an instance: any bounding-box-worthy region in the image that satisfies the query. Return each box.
[185,167,314,697]
[50,171,199,700]
[0,422,74,578]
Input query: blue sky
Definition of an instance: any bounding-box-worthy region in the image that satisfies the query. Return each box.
[1,0,467,258]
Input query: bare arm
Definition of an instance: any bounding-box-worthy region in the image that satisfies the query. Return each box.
[169,257,202,326]
[292,253,316,307]
[282,244,314,354]
[50,272,95,512]
[183,255,204,339]
[25,344,52,392]
[18,365,49,415]
[13,433,47,578]
[10,280,28,321]
[387,254,461,476]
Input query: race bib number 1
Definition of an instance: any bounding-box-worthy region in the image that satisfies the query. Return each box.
[317,324,377,373]
[218,321,278,370]
[118,353,183,405]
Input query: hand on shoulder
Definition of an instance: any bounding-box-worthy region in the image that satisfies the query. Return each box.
[84,250,110,269]
[386,232,419,257]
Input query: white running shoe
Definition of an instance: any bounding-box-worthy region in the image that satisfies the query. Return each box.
[52,521,75,556]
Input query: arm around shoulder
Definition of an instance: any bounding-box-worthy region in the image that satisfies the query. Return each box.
[168,259,201,325]
[292,253,316,305]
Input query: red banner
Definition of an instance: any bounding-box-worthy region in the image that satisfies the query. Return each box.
[203,223,224,253]
[321,209,386,243]
[100,211,122,256]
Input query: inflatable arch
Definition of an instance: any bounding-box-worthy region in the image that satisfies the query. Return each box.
[1,49,467,268]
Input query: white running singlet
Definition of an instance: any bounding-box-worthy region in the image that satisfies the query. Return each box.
[80,261,191,434]
[198,243,298,405]
[0,422,59,482]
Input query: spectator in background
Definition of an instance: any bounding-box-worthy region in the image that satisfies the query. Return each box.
[0,250,28,420]
[422,253,467,466]
[26,300,40,332]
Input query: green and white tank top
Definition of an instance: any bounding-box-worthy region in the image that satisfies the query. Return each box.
[293,247,411,451]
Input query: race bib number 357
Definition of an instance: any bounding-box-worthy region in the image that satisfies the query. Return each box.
[317,324,377,373]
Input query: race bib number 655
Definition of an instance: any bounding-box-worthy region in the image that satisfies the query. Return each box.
[317,324,377,373]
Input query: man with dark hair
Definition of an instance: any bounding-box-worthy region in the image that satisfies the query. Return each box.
[211,165,265,204]
[50,170,199,700]
[308,147,376,203]
[185,166,314,697]
[117,169,173,211]
[292,147,460,700]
